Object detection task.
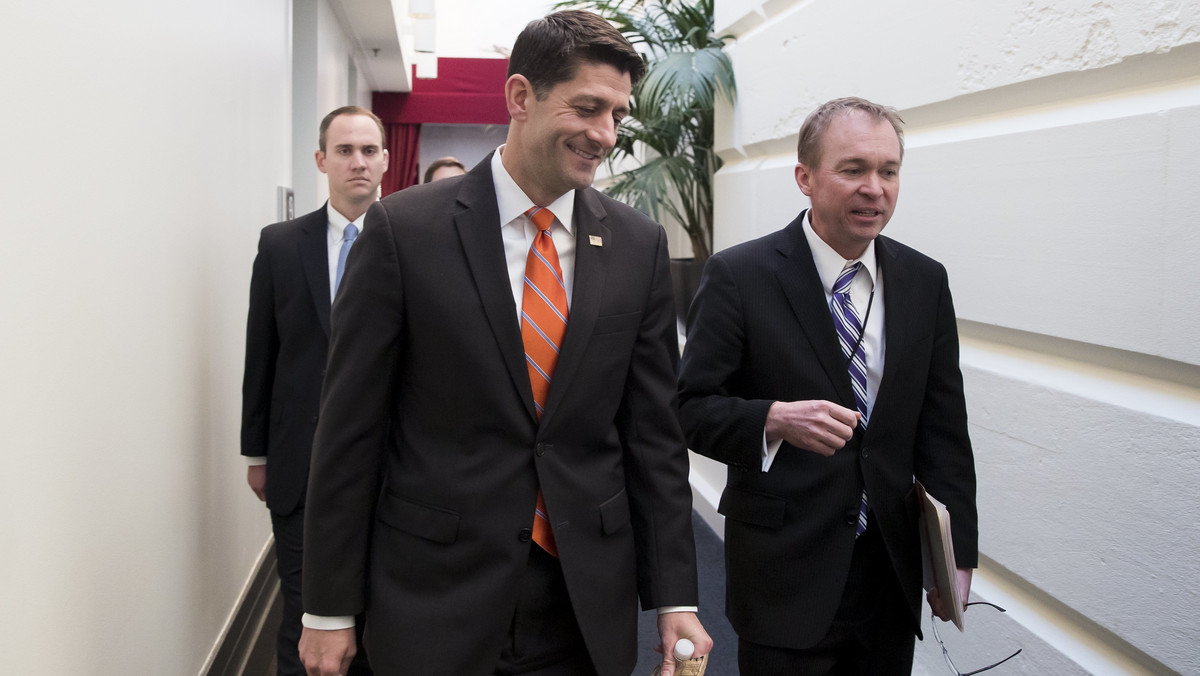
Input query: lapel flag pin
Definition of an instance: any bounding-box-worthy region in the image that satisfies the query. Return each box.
[589,235,603,247]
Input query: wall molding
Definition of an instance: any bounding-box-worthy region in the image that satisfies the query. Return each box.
[200,539,281,676]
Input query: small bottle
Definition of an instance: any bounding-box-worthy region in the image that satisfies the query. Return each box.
[650,638,707,676]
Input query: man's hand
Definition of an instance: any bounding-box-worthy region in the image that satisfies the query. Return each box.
[247,464,267,502]
[656,612,712,676]
[928,567,974,622]
[299,627,356,676]
[765,400,860,456]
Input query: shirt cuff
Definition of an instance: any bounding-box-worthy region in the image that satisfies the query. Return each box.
[302,613,355,630]
[657,606,699,615]
[762,430,783,472]
[245,456,267,466]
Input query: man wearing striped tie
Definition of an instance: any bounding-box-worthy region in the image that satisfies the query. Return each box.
[678,97,979,675]
[299,10,710,676]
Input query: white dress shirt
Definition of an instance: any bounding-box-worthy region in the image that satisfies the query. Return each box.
[761,211,886,471]
[491,146,578,314]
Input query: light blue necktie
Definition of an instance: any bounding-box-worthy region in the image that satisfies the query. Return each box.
[831,262,870,537]
[334,223,358,297]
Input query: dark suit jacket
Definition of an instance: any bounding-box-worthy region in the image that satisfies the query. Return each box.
[302,155,698,676]
[241,205,332,515]
[677,210,977,650]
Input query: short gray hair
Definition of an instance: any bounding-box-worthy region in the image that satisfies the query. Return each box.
[796,97,904,168]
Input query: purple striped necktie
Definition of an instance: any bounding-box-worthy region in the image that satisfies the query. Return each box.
[831,261,870,537]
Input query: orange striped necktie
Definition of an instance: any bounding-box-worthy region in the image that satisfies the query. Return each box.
[522,206,567,557]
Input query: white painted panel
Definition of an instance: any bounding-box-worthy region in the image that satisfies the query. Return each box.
[720,0,1200,155]
[712,154,806,253]
[894,105,1200,366]
[1161,105,1200,363]
[963,343,1200,674]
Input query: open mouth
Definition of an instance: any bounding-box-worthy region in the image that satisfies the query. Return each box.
[567,144,602,162]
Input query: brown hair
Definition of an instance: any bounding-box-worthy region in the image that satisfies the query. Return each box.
[423,156,467,183]
[797,97,904,168]
[507,9,645,99]
[318,106,386,152]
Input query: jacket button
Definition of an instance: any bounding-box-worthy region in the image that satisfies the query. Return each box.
[845,511,858,526]
[518,528,532,542]
[536,443,552,457]
[861,446,869,459]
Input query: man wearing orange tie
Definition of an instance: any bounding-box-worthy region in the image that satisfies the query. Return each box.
[298,11,710,676]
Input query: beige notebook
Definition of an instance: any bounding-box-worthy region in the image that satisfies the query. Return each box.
[651,655,707,676]
[917,480,965,631]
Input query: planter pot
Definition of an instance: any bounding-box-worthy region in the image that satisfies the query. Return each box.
[669,257,705,322]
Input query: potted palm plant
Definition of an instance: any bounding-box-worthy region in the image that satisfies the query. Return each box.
[556,0,735,313]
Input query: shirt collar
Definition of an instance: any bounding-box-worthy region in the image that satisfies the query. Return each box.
[325,202,365,240]
[491,145,576,234]
[802,209,878,294]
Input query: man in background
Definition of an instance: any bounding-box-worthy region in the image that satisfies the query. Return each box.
[678,97,977,674]
[424,155,467,183]
[299,11,710,676]
[241,105,387,675]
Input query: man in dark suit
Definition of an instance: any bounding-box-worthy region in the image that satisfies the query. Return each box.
[677,97,978,674]
[298,11,711,676]
[241,105,387,675]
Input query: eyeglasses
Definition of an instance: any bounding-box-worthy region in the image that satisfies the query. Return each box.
[929,601,1022,675]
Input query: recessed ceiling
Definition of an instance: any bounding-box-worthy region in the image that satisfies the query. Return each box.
[329,0,412,92]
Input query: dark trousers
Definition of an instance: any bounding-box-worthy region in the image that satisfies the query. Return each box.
[738,521,915,676]
[493,545,598,676]
[272,508,373,676]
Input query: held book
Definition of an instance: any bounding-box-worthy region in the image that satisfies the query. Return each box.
[916,480,965,631]
[650,655,707,676]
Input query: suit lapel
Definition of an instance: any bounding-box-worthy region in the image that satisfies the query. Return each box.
[299,206,332,338]
[539,188,610,428]
[453,158,540,423]
[774,212,857,409]
[874,235,908,410]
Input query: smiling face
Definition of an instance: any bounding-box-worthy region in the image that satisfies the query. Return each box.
[795,110,902,259]
[315,113,388,218]
[502,59,631,207]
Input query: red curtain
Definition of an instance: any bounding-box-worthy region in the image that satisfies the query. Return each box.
[382,123,421,197]
[373,59,510,126]
[374,59,512,196]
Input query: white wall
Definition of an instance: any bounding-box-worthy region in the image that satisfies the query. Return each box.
[0,0,373,672]
[706,1,1200,674]
[437,0,556,58]
[292,0,378,215]
[417,122,509,180]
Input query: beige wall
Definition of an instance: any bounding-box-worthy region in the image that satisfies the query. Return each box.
[701,1,1200,674]
[0,0,374,672]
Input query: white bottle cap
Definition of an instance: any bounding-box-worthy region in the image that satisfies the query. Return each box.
[673,638,695,660]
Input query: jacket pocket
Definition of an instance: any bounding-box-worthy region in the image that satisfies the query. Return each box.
[719,486,787,530]
[592,310,642,335]
[598,488,631,535]
[377,490,460,544]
